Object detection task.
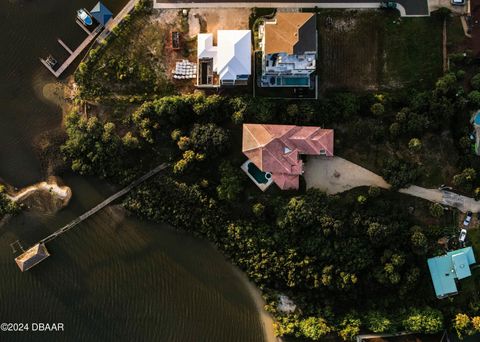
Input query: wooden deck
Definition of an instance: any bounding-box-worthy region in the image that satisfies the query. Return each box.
[41,25,102,78]
[41,0,139,78]
[96,0,140,43]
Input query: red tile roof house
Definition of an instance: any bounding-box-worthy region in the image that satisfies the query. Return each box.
[242,124,334,190]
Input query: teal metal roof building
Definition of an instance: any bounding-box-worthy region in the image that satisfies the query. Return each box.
[90,2,113,27]
[427,247,476,299]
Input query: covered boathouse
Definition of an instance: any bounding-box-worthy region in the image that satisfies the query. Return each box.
[15,243,50,272]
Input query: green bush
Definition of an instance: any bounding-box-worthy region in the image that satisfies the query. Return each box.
[217,161,243,202]
[471,73,480,90]
[402,307,443,334]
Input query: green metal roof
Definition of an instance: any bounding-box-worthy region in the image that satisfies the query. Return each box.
[427,247,476,299]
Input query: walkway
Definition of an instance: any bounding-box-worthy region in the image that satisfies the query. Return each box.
[154,0,429,17]
[97,0,140,43]
[40,25,103,78]
[304,156,480,213]
[40,163,169,244]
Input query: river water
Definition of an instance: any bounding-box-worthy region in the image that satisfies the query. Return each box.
[0,1,268,341]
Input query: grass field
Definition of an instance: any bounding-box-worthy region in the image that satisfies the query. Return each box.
[317,9,445,91]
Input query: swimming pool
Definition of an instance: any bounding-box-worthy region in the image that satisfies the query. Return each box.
[247,162,271,184]
[475,111,480,125]
[263,76,311,87]
[283,77,309,86]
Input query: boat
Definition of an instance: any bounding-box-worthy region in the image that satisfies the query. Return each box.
[77,8,93,26]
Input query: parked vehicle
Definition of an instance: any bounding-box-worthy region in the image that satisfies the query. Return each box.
[380,1,397,9]
[463,211,473,226]
[459,229,467,243]
[451,0,466,5]
[438,184,453,191]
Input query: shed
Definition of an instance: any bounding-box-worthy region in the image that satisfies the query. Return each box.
[15,243,50,272]
[90,2,113,27]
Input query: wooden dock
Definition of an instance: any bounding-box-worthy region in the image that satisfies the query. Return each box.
[41,24,102,78]
[57,39,73,55]
[15,163,169,271]
[96,0,140,43]
[40,163,169,244]
[41,0,140,78]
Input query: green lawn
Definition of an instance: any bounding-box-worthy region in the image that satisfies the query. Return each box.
[384,14,443,88]
[317,10,443,90]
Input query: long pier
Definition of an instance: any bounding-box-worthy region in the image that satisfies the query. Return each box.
[14,163,169,271]
[41,163,169,244]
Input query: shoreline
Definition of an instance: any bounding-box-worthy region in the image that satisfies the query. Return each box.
[5,177,72,208]
[231,263,279,342]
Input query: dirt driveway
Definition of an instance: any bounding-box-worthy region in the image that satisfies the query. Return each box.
[304,156,390,194]
[305,156,480,213]
[187,9,250,38]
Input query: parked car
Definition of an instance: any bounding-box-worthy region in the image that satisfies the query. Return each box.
[438,184,453,191]
[459,229,467,243]
[451,0,466,5]
[463,211,473,226]
[380,1,397,9]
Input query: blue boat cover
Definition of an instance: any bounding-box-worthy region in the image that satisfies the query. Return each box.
[90,2,113,26]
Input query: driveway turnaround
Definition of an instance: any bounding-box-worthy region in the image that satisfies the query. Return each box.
[154,0,429,17]
[304,156,480,213]
[304,156,390,194]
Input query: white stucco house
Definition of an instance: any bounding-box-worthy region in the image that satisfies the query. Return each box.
[197,30,251,87]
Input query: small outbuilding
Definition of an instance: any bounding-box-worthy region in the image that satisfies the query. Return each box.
[15,243,50,272]
[427,247,476,299]
[90,2,113,27]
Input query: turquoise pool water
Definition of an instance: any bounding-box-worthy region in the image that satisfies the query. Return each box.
[247,162,271,184]
[283,77,309,86]
[475,112,480,125]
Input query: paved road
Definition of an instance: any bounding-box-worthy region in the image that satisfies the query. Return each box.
[154,0,429,16]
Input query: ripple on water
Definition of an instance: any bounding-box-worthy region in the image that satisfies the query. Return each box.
[0,208,266,342]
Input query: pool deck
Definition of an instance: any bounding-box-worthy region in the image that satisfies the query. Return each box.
[241,160,274,191]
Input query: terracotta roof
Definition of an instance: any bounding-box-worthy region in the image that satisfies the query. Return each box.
[264,13,316,55]
[242,124,334,190]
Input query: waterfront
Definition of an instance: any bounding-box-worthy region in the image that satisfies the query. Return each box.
[0,1,269,341]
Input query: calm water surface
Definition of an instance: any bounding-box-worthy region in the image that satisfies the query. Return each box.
[0,1,266,341]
